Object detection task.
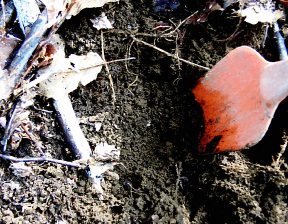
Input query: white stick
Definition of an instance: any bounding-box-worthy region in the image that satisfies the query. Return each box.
[53,94,91,160]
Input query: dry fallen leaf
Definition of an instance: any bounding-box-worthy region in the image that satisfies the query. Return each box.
[236,2,284,25]
[67,0,119,19]
[93,142,120,161]
[1,89,36,151]
[0,32,21,101]
[90,12,113,30]
[38,51,104,99]
[39,0,67,26]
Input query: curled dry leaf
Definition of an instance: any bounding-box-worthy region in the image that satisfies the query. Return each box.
[35,34,104,98]
[38,52,104,98]
[238,7,284,25]
[67,0,119,19]
[88,161,117,196]
[0,117,6,128]
[233,1,284,25]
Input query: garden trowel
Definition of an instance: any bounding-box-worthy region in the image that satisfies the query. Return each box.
[192,23,288,154]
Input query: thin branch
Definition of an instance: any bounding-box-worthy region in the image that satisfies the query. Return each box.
[0,153,83,168]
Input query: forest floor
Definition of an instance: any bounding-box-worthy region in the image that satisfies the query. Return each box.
[1,0,288,223]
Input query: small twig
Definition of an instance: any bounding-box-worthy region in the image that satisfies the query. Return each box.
[135,11,198,40]
[101,30,116,103]
[8,9,49,89]
[0,154,83,168]
[274,22,288,60]
[32,105,53,114]
[131,36,210,71]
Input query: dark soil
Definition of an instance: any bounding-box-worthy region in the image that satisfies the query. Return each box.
[1,0,288,223]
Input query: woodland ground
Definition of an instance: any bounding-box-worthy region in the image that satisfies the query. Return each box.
[0,0,288,223]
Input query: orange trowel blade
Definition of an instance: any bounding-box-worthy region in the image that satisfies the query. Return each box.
[192,46,272,153]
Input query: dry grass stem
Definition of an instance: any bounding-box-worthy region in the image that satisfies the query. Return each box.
[272,135,288,169]
[131,36,210,71]
[101,30,116,103]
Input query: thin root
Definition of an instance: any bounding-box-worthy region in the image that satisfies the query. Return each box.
[215,16,242,43]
